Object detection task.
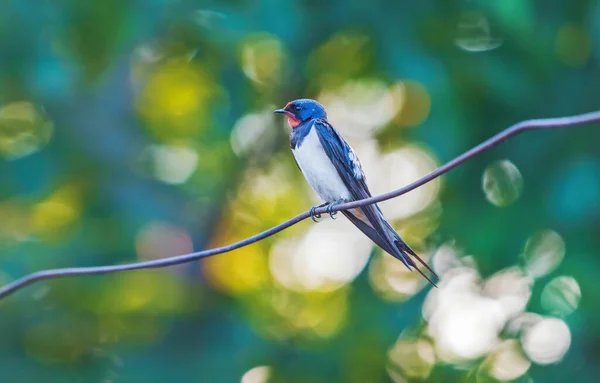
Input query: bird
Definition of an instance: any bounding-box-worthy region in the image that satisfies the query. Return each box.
[274,98,438,286]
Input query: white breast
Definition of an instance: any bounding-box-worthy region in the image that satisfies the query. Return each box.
[292,125,351,203]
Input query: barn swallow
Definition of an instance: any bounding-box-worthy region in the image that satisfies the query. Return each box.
[275,99,438,286]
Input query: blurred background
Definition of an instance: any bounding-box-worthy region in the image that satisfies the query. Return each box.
[1,0,599,382]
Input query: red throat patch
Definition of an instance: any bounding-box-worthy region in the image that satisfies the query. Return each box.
[286,115,300,129]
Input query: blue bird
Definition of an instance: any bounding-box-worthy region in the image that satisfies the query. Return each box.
[275,98,437,286]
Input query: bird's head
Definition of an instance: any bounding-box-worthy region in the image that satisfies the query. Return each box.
[274,99,327,128]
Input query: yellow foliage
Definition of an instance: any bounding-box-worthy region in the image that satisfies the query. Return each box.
[137,60,217,140]
[31,183,82,241]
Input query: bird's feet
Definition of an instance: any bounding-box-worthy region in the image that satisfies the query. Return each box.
[326,198,345,219]
[310,202,328,222]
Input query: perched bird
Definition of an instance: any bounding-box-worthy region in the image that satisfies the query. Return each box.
[275,98,437,286]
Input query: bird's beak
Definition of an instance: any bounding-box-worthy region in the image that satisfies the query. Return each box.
[274,108,292,116]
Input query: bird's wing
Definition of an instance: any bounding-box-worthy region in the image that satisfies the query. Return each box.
[313,119,437,285]
[340,210,399,255]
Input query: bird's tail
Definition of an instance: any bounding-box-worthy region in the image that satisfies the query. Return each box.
[342,209,438,286]
[386,222,438,287]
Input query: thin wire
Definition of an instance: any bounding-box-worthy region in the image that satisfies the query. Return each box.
[1,110,599,300]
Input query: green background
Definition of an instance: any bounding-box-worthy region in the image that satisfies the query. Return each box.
[1,0,599,382]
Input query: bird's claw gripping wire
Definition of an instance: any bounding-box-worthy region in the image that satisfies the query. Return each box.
[310,203,328,222]
[326,199,345,219]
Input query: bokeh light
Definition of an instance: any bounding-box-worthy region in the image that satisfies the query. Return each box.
[95,270,189,315]
[270,218,372,292]
[266,287,349,339]
[541,276,581,317]
[203,159,306,296]
[307,31,371,88]
[240,33,287,87]
[483,267,532,319]
[135,221,193,262]
[318,79,403,138]
[521,229,565,278]
[375,145,441,221]
[387,335,436,381]
[136,59,218,140]
[230,109,278,157]
[421,236,561,372]
[339,140,441,226]
[241,366,271,383]
[130,40,170,88]
[481,339,531,382]
[391,80,431,128]
[31,183,82,242]
[204,238,270,296]
[505,312,543,338]
[369,251,431,301]
[0,101,53,160]
[0,199,31,245]
[522,317,571,364]
[138,144,199,185]
[426,269,504,363]
[455,11,503,52]
[431,242,472,277]
[482,160,523,207]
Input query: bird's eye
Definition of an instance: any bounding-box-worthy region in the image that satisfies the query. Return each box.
[294,105,302,112]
